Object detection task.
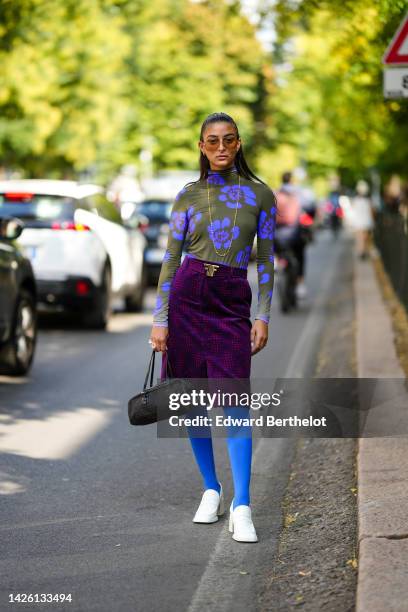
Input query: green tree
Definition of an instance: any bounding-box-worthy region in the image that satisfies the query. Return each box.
[0,0,276,180]
[119,0,271,172]
[265,0,408,185]
[0,0,128,176]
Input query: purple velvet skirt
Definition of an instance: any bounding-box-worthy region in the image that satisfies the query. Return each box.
[160,256,252,380]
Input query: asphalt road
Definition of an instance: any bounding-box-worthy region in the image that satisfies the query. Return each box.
[0,229,352,612]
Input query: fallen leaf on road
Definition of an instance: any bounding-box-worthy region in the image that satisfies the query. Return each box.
[284,512,298,527]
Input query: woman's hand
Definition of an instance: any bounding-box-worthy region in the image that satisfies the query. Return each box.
[251,320,268,355]
[150,326,169,352]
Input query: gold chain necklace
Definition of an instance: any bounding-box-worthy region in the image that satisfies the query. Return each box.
[207,173,241,257]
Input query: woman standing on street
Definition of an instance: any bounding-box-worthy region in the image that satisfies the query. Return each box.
[149,112,276,542]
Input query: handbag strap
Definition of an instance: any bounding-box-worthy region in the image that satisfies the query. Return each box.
[143,350,156,390]
[143,349,175,390]
[166,356,174,378]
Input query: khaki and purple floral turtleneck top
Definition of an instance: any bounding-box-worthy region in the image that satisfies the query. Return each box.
[153,165,276,326]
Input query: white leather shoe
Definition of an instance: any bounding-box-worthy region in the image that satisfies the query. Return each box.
[193,484,224,523]
[228,501,258,542]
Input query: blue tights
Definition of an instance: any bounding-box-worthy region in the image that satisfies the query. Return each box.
[187,407,252,510]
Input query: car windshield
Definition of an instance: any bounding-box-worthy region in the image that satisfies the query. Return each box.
[0,193,75,223]
[136,201,172,222]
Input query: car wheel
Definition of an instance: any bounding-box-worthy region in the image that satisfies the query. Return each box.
[0,289,37,376]
[125,264,147,313]
[83,263,112,329]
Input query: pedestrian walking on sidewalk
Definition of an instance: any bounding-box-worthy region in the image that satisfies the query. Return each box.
[351,180,374,259]
[149,112,276,543]
[276,171,308,299]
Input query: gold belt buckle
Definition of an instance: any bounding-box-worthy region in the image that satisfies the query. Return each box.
[204,263,219,277]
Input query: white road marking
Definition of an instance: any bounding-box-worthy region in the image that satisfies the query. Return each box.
[187,231,347,612]
[187,437,285,611]
[284,239,342,377]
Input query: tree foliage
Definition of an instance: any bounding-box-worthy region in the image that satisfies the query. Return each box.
[0,0,129,175]
[0,0,272,178]
[268,0,408,184]
[0,0,406,187]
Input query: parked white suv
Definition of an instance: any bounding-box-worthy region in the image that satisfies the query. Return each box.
[0,180,147,328]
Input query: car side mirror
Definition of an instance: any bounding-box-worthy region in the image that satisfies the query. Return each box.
[0,217,24,240]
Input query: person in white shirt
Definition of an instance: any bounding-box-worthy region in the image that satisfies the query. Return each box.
[351,180,374,259]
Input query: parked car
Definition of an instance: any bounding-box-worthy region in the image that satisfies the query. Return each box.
[0,216,38,375]
[0,180,147,329]
[126,199,173,284]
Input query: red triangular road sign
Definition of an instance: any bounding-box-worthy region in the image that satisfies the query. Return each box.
[383,14,408,65]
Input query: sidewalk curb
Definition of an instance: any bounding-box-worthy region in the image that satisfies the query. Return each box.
[354,254,408,612]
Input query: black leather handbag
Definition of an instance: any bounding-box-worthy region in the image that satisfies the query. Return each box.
[128,350,192,426]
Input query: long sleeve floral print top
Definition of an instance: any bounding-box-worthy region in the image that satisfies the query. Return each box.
[153,164,276,327]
